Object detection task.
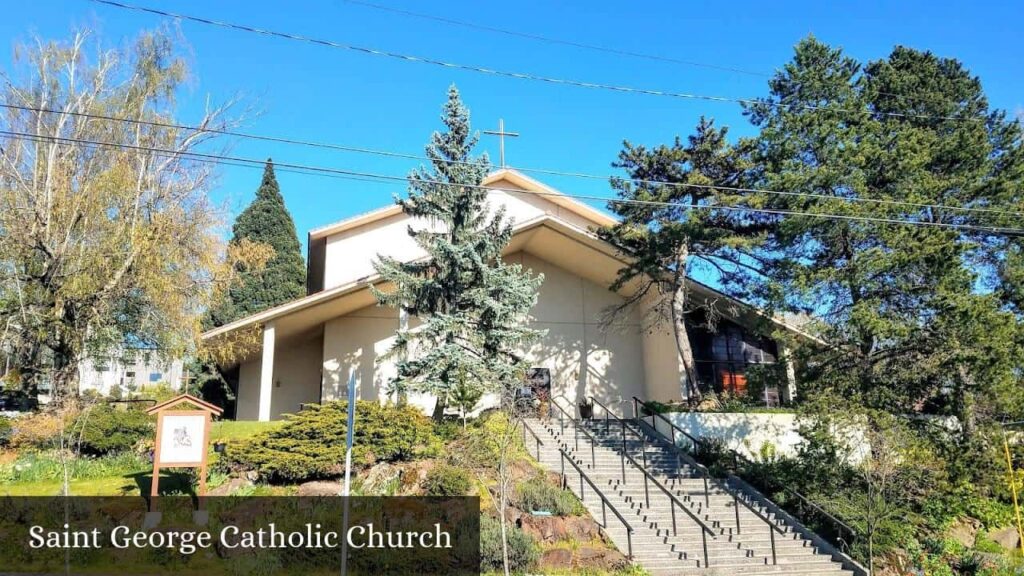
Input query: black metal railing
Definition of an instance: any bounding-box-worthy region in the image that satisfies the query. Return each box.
[632,396,858,557]
[549,397,597,469]
[585,396,717,568]
[520,418,545,462]
[616,396,788,566]
[558,448,635,559]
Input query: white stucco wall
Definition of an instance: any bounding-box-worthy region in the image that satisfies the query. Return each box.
[311,251,655,418]
[647,411,869,464]
[320,180,600,291]
[236,333,323,420]
[516,252,646,415]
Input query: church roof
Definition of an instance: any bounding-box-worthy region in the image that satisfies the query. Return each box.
[307,168,616,240]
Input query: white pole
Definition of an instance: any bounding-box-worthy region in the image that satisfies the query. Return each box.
[340,369,356,575]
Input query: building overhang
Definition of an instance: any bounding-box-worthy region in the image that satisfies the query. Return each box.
[204,214,821,366]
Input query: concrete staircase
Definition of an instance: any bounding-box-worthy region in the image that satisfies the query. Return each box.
[521,414,857,576]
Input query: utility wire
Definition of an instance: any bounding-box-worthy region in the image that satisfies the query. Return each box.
[85,0,983,123]
[5,101,1020,219]
[4,128,1023,236]
[341,0,769,77]
[341,1,952,106]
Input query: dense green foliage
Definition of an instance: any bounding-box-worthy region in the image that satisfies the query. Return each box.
[605,35,1024,573]
[599,119,773,398]
[223,401,437,482]
[0,416,11,447]
[746,37,1023,429]
[422,464,472,496]
[479,514,538,573]
[73,405,153,455]
[208,160,306,327]
[372,86,543,406]
[514,476,586,516]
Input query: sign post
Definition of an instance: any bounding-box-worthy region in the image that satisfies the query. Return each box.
[146,394,223,518]
[340,370,357,576]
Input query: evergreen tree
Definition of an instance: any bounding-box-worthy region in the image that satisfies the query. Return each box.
[599,118,772,400]
[747,37,1024,429]
[208,160,307,327]
[372,85,543,406]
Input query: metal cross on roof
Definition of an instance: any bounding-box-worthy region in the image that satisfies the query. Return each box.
[483,118,519,168]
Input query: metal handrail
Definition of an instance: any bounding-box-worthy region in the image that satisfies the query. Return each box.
[520,419,545,462]
[549,396,597,469]
[631,396,705,450]
[620,441,718,533]
[632,396,858,556]
[727,480,787,565]
[587,397,717,568]
[558,448,635,559]
[782,485,858,544]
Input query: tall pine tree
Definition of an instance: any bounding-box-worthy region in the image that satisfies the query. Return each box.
[209,160,306,327]
[599,118,772,401]
[372,85,543,406]
[746,37,1024,431]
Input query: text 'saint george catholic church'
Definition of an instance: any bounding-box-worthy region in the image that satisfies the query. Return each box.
[204,169,812,421]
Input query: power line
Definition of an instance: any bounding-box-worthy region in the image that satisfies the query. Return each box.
[341,0,769,77]
[5,101,1020,219]
[342,1,949,106]
[85,0,982,123]
[4,128,1022,236]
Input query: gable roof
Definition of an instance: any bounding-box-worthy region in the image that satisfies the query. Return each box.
[203,212,823,362]
[146,393,224,415]
[307,168,616,241]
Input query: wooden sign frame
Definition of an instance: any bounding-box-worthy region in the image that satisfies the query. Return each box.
[146,394,222,503]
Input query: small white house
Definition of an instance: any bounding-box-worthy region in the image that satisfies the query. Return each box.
[78,347,184,396]
[203,169,813,421]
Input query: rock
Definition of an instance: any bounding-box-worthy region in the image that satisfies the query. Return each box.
[562,517,601,541]
[989,526,1022,551]
[538,548,572,570]
[947,517,983,548]
[576,546,628,570]
[242,470,259,482]
[515,514,566,543]
[296,480,343,496]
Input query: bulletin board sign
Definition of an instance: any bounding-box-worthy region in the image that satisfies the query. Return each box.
[146,394,222,501]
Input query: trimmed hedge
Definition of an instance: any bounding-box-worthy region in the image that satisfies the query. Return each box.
[74,404,154,455]
[224,401,437,483]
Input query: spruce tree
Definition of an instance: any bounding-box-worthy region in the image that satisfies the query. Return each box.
[209,160,307,327]
[372,85,543,404]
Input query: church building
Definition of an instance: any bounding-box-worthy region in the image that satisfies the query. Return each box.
[202,169,810,421]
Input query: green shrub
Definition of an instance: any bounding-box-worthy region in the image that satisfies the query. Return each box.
[423,464,471,496]
[224,401,437,483]
[514,477,585,516]
[74,404,154,455]
[0,416,12,447]
[480,514,537,573]
[9,410,66,450]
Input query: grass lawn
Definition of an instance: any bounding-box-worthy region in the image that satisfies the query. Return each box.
[210,419,283,442]
[1,420,283,497]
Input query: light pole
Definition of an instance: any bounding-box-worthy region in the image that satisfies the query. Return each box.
[1001,420,1024,554]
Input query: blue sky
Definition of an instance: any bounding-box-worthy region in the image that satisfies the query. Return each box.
[2,0,1022,258]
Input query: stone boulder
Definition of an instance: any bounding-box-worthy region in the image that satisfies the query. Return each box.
[947,517,982,548]
[538,548,573,570]
[576,545,628,571]
[988,526,1022,551]
[296,480,343,496]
